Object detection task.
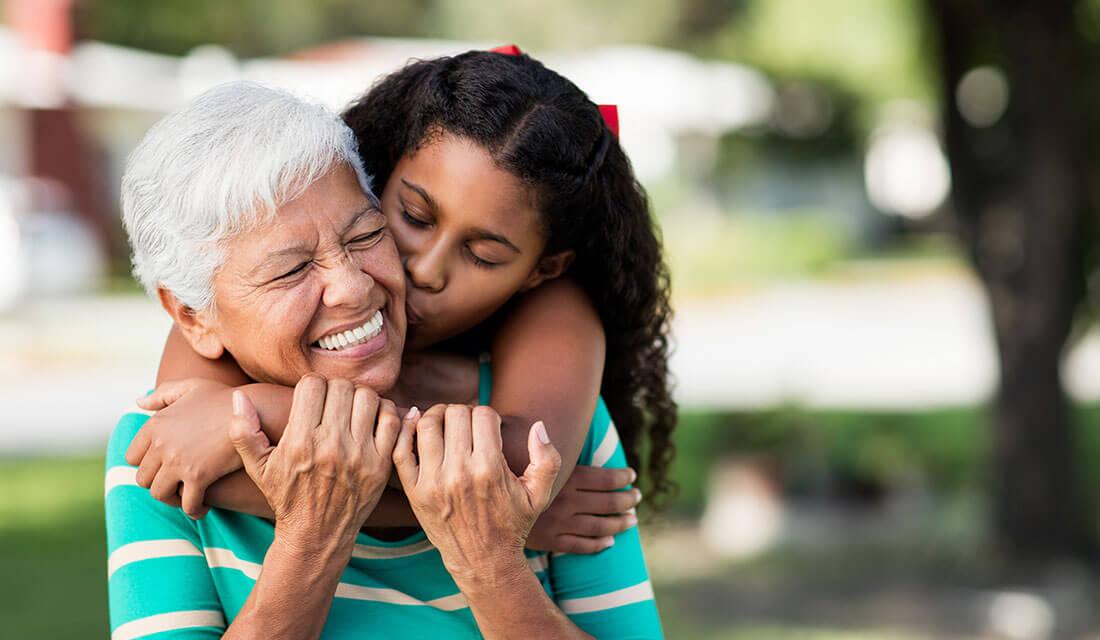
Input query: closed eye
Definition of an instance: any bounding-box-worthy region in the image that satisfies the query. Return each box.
[401,209,431,228]
[465,246,502,269]
[277,262,310,280]
[349,229,385,246]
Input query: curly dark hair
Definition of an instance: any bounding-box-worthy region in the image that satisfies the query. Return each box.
[343,50,678,505]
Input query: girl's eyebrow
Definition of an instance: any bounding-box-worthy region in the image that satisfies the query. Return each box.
[471,228,521,253]
[401,177,520,253]
[400,178,437,209]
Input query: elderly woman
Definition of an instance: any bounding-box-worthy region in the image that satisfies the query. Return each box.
[106,82,654,639]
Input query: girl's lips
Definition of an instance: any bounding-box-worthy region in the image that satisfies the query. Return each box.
[406,303,425,325]
[309,322,389,360]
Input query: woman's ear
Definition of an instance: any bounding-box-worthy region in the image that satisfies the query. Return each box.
[156,287,226,360]
[520,250,575,292]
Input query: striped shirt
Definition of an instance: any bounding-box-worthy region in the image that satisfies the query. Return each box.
[106,364,663,639]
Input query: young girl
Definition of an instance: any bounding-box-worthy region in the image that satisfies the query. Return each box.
[128,48,676,556]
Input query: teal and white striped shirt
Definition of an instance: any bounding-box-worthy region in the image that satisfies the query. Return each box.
[105,365,663,639]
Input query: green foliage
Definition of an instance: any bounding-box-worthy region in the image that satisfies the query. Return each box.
[74,0,435,56]
[703,0,936,132]
[431,0,681,50]
[73,0,688,57]
[661,213,851,295]
[670,406,987,516]
[672,402,1100,525]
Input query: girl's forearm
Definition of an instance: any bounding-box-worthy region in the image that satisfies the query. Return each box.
[205,472,418,527]
[238,383,293,442]
[158,324,252,387]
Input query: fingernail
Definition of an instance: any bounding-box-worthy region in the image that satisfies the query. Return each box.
[534,421,550,445]
[232,390,246,416]
[628,468,637,484]
[633,488,643,504]
[626,513,638,527]
[405,406,420,422]
[601,536,615,548]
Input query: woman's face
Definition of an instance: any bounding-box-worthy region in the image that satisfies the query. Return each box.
[380,133,555,349]
[195,163,406,390]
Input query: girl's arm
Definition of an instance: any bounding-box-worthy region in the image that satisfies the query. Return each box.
[491,278,605,496]
[143,292,633,543]
[493,279,641,553]
[158,324,252,387]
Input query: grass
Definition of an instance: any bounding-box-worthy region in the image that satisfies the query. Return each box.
[0,456,109,638]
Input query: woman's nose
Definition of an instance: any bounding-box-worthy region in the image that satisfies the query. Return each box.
[321,256,375,308]
[404,247,447,293]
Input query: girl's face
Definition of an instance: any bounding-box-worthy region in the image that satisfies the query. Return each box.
[379,132,568,350]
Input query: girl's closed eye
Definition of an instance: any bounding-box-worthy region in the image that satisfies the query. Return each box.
[401,209,431,228]
[466,248,500,269]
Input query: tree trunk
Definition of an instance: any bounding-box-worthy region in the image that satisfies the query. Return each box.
[929,0,1089,561]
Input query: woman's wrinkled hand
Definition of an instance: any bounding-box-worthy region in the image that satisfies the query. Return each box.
[527,465,642,554]
[393,404,562,585]
[126,379,237,519]
[230,374,400,551]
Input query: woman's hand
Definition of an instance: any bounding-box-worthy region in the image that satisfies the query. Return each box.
[393,404,562,586]
[527,465,642,554]
[230,374,400,550]
[126,379,238,519]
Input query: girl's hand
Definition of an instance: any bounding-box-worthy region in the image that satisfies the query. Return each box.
[136,377,227,412]
[393,404,562,585]
[126,380,239,519]
[527,465,642,554]
[230,375,400,547]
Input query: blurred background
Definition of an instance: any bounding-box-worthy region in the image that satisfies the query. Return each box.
[4,0,1100,637]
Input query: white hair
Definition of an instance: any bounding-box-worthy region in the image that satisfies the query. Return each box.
[121,81,373,310]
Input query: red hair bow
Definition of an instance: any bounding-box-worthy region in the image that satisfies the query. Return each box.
[490,44,619,138]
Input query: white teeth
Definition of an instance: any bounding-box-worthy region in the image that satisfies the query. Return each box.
[315,310,385,352]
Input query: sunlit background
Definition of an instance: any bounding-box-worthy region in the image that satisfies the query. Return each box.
[5,1,1100,638]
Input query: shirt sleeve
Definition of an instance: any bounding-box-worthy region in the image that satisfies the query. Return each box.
[548,403,664,639]
[105,410,226,639]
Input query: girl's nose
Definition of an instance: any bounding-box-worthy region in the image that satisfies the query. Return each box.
[404,243,447,293]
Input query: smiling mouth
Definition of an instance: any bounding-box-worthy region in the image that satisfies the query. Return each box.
[313,310,384,351]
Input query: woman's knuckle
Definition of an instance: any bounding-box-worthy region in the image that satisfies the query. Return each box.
[470,462,495,484]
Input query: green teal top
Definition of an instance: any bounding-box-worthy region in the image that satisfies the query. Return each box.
[105,362,663,639]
